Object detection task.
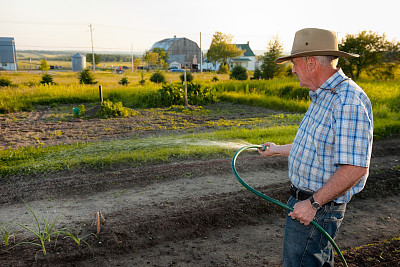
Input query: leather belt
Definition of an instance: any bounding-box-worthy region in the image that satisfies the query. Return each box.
[290,185,342,206]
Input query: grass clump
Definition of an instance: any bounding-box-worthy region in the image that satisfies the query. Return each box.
[1,221,18,246]
[15,201,64,255]
[0,77,13,87]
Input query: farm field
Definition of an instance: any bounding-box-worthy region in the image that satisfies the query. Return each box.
[0,72,399,266]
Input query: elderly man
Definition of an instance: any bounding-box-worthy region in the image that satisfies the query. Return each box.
[259,28,373,266]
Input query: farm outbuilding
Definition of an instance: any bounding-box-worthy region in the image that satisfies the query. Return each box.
[150,37,201,69]
[71,53,86,71]
[0,37,17,71]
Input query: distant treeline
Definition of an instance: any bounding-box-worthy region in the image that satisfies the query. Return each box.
[86,53,137,63]
[17,50,138,63]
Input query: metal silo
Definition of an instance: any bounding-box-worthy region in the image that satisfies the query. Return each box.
[72,53,86,71]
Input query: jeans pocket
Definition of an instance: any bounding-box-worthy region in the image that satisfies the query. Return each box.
[319,208,345,250]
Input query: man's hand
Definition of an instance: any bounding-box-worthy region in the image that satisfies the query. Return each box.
[288,199,317,226]
[258,142,276,157]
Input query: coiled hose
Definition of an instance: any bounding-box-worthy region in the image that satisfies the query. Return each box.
[231,144,348,267]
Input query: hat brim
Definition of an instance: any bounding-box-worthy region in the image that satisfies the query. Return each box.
[275,50,359,64]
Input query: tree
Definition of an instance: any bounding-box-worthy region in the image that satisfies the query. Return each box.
[79,69,97,84]
[39,60,50,73]
[40,73,55,85]
[86,53,101,64]
[207,32,243,70]
[338,30,400,80]
[144,48,169,69]
[260,36,285,79]
[150,71,166,84]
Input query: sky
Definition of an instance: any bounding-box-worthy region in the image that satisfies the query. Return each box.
[1,0,399,54]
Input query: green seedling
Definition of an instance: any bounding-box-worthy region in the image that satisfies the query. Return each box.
[15,201,64,255]
[0,221,18,246]
[59,227,97,256]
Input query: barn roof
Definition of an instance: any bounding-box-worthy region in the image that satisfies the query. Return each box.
[150,37,184,51]
[0,37,16,63]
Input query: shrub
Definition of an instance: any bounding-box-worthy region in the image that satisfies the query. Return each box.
[78,104,86,116]
[139,73,146,85]
[0,77,13,87]
[79,69,97,85]
[40,73,55,85]
[150,71,166,84]
[180,71,194,83]
[96,100,135,118]
[119,77,129,86]
[155,82,216,107]
[218,64,229,74]
[252,68,262,80]
[230,65,248,80]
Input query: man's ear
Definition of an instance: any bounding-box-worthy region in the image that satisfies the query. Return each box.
[307,56,317,71]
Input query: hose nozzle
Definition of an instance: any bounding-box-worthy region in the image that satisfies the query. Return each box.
[259,144,267,151]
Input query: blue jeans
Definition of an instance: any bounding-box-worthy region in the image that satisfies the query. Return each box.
[282,196,346,267]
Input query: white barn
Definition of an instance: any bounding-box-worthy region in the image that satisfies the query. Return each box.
[0,37,17,71]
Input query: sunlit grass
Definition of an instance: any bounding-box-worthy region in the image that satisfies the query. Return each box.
[0,125,298,178]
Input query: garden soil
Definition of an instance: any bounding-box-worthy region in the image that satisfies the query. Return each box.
[0,103,399,266]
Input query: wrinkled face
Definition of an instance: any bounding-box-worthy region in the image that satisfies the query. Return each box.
[291,57,311,89]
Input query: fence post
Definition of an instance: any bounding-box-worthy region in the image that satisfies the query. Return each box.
[184,71,188,107]
[99,85,103,103]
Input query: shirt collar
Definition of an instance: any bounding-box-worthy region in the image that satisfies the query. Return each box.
[309,69,348,100]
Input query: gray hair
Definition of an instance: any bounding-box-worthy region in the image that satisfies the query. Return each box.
[314,56,339,68]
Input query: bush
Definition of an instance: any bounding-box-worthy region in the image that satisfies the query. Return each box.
[155,82,216,107]
[179,71,194,83]
[79,69,97,85]
[230,65,248,80]
[150,71,166,84]
[139,73,145,85]
[96,100,135,118]
[40,73,55,85]
[218,64,229,74]
[119,77,129,86]
[252,68,262,80]
[0,77,13,87]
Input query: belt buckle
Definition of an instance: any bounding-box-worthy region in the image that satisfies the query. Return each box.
[295,189,300,200]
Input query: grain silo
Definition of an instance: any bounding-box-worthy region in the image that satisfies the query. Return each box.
[71,53,86,71]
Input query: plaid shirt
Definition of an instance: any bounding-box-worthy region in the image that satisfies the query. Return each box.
[289,69,373,203]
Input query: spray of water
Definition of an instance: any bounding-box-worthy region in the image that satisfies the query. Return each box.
[192,140,255,151]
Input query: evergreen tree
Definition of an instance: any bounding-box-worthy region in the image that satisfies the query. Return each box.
[260,37,285,79]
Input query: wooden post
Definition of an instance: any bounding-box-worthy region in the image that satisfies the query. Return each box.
[184,71,188,107]
[99,85,103,103]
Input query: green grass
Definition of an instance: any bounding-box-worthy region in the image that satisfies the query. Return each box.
[0,125,298,178]
[1,71,399,178]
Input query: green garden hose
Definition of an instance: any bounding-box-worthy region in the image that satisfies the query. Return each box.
[231,144,348,267]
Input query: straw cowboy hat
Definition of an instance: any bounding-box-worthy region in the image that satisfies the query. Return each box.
[275,28,359,64]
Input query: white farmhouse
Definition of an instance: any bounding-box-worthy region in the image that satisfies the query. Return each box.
[230,42,256,71]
